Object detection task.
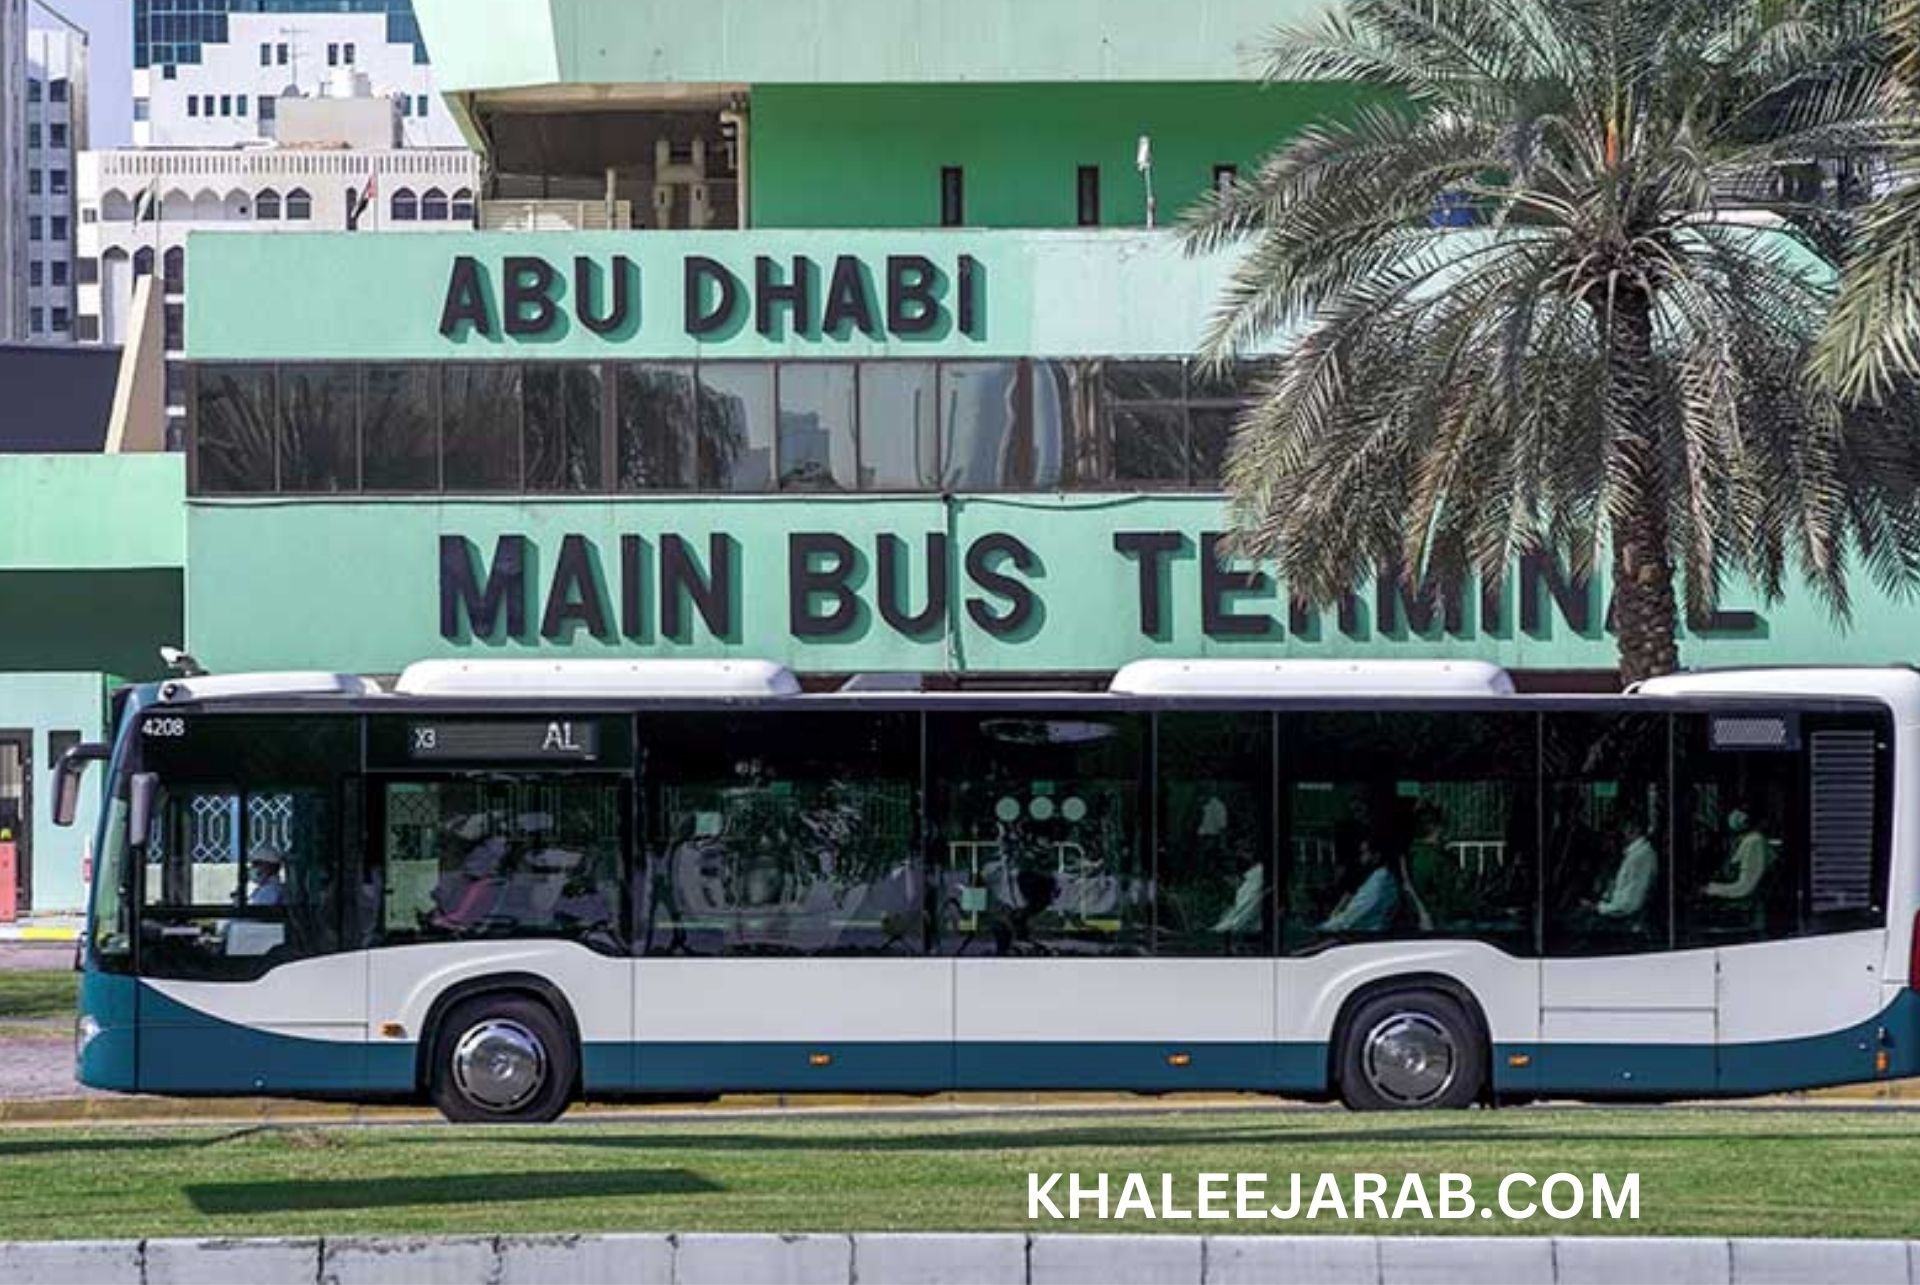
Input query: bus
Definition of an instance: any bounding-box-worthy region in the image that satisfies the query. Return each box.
[52,657,1919,1123]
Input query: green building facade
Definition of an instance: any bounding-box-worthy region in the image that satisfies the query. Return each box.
[6,0,1919,915]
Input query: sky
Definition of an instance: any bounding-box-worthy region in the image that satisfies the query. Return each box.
[31,0,134,147]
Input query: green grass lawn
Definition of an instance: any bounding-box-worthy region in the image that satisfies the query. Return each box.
[0,971,76,1022]
[1,1107,1917,1240]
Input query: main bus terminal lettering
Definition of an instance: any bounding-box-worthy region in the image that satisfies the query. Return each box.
[437,530,1768,646]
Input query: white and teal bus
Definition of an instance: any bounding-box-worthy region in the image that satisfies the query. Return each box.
[54,658,1916,1122]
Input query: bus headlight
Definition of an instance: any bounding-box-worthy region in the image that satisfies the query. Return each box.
[75,1014,100,1059]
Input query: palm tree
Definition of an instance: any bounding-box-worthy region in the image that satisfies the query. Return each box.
[1184,0,1920,683]
[1816,0,1920,403]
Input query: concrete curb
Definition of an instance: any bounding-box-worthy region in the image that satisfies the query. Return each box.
[0,1234,1916,1284]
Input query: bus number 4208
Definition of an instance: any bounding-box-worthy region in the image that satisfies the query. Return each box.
[143,717,187,738]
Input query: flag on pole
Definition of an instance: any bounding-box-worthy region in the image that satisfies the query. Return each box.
[132,178,160,227]
[348,171,378,231]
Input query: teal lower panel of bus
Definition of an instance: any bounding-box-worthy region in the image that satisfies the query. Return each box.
[1506,1043,1718,1097]
[1503,989,1920,1098]
[76,970,138,1092]
[635,1042,953,1093]
[81,981,416,1097]
[626,1042,1322,1094]
[953,1042,1322,1093]
[78,979,1920,1101]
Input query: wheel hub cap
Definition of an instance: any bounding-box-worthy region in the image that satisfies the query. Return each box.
[451,1019,547,1113]
[1363,1012,1457,1105]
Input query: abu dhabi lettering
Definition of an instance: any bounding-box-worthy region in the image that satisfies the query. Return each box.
[438,531,1765,647]
[438,252,983,344]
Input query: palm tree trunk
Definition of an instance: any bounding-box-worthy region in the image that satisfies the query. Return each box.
[1602,288,1680,687]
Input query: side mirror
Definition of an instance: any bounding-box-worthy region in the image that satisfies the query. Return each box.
[51,742,109,827]
[128,772,159,850]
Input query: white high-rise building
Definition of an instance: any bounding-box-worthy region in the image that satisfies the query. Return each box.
[78,0,475,437]
[24,24,87,344]
[0,0,27,342]
[132,3,459,150]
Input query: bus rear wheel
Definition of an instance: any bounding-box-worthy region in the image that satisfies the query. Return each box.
[1336,988,1484,1111]
[430,995,575,1124]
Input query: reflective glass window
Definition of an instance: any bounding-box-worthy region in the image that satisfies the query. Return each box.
[1543,713,1670,955]
[1157,712,1274,955]
[941,362,1055,490]
[1112,405,1190,484]
[523,364,603,493]
[278,365,358,494]
[777,363,857,491]
[133,718,357,982]
[697,364,775,492]
[1675,714,1803,946]
[1035,360,1101,489]
[1280,712,1535,953]
[194,365,277,493]
[930,711,1148,955]
[442,364,521,492]
[379,778,625,956]
[616,363,697,490]
[1187,407,1236,488]
[856,362,937,490]
[363,365,438,491]
[638,713,922,956]
[1107,361,1189,486]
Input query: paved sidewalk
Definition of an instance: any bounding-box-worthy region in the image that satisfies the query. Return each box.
[0,943,72,971]
[0,1035,97,1104]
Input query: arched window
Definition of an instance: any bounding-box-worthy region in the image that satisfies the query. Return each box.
[163,246,185,295]
[421,187,449,221]
[256,188,281,221]
[450,187,474,223]
[390,187,417,221]
[133,246,154,278]
[285,187,312,221]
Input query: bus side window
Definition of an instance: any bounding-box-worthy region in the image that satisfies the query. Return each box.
[132,717,354,983]
[1278,711,1535,954]
[1541,713,1670,956]
[377,777,626,955]
[1155,711,1274,956]
[636,711,922,958]
[929,711,1149,957]
[1675,713,1804,946]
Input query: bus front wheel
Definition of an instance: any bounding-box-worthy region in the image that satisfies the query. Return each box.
[429,994,576,1124]
[1335,988,1485,1111]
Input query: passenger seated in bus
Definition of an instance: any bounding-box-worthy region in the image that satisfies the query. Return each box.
[1318,829,1399,934]
[245,848,286,907]
[1400,804,1459,931]
[1591,812,1657,921]
[1211,861,1266,936]
[428,814,510,931]
[991,868,1060,954]
[1705,806,1773,902]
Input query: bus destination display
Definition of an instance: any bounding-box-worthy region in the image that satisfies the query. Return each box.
[407,720,600,762]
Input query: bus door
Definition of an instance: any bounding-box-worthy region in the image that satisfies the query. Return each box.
[945,710,1278,1092]
[1537,712,1716,1097]
[1680,712,1892,1095]
[632,710,953,1093]
[130,713,368,1095]
[365,716,635,1093]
